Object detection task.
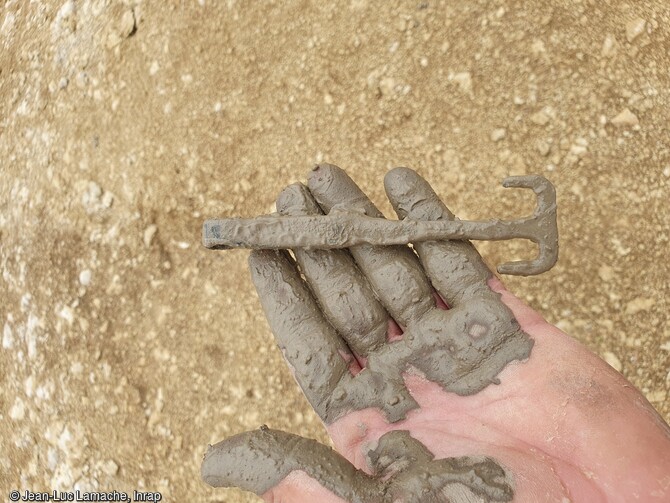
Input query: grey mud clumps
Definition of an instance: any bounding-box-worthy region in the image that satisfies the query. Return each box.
[202,428,514,502]
[200,164,558,501]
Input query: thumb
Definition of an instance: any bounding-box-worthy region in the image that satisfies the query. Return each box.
[201,427,381,502]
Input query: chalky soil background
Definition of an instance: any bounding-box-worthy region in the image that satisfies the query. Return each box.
[1,1,669,501]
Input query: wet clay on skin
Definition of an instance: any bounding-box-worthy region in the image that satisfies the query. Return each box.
[245,167,535,424]
[202,428,514,502]
[202,165,555,501]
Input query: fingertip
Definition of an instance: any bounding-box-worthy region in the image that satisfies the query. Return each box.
[383,167,417,216]
[308,163,340,192]
[308,164,382,217]
[200,440,232,487]
[383,166,415,192]
[276,183,319,215]
[384,167,450,221]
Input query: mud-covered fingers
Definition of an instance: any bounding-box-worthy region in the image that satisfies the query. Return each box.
[248,250,353,420]
[308,164,434,328]
[384,167,492,307]
[366,430,434,476]
[276,184,388,357]
[201,428,381,501]
[364,431,513,501]
[202,428,513,502]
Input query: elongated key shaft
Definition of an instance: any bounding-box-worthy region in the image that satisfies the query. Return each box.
[202,175,558,276]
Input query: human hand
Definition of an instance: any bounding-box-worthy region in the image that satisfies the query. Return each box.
[201,165,670,502]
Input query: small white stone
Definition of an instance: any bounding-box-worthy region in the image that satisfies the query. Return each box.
[10,398,26,420]
[118,10,136,39]
[601,34,618,57]
[59,306,75,325]
[21,294,32,312]
[75,71,88,88]
[36,381,53,400]
[598,265,614,282]
[570,138,588,156]
[490,128,506,142]
[82,181,102,209]
[24,375,34,397]
[603,351,622,372]
[451,72,472,95]
[530,110,550,126]
[378,77,396,96]
[101,459,119,476]
[662,166,670,178]
[626,18,646,43]
[101,191,114,208]
[58,0,75,20]
[239,178,252,192]
[647,390,667,403]
[625,296,655,315]
[143,225,158,247]
[420,57,429,67]
[611,108,639,127]
[531,39,546,55]
[1,12,16,35]
[536,140,550,156]
[79,269,92,286]
[149,61,160,76]
[47,448,59,472]
[2,322,13,349]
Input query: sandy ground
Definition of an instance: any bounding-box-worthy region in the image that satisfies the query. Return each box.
[1,1,669,501]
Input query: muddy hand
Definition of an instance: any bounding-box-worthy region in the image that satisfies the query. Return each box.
[202,165,670,502]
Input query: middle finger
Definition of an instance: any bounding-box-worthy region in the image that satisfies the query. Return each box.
[276,182,389,357]
[308,164,434,329]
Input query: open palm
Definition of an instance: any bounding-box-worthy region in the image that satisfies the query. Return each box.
[202,165,670,502]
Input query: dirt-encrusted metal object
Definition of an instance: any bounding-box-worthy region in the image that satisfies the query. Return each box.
[202,175,558,276]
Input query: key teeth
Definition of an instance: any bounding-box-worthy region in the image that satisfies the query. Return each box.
[498,259,541,277]
[502,175,556,216]
[502,175,531,189]
[498,175,558,275]
[501,174,549,191]
[498,244,558,276]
